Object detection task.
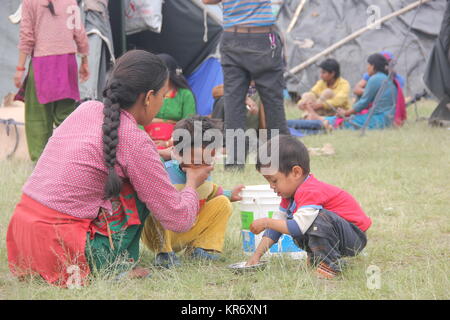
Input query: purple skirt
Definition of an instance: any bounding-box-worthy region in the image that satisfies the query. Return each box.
[32,53,80,104]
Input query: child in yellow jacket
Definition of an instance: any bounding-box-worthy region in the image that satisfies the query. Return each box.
[141,116,244,268]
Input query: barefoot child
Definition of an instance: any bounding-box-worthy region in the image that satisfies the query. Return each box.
[141,116,244,268]
[247,135,371,279]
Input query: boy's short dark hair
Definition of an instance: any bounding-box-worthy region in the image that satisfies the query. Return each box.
[173,115,223,154]
[319,58,340,79]
[256,135,310,176]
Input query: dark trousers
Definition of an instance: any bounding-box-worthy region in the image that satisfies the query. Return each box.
[220,31,290,165]
[294,209,367,273]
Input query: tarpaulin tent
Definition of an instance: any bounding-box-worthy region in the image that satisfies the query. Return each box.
[109,0,224,115]
[277,0,446,98]
[0,0,224,116]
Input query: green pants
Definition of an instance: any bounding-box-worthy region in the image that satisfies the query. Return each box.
[25,65,76,161]
[85,198,150,275]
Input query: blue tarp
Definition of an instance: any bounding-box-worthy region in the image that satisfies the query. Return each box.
[187,57,223,116]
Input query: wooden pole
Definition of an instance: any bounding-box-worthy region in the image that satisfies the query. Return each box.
[287,0,308,33]
[289,0,432,74]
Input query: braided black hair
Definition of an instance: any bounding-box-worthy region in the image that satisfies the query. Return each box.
[102,50,168,199]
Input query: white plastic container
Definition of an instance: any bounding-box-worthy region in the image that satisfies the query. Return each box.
[239,185,305,259]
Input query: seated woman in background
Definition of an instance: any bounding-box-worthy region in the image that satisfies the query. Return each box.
[296,58,351,117]
[144,54,196,149]
[308,53,403,130]
[353,51,405,98]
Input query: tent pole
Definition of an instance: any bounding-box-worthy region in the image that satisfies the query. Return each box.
[109,0,127,58]
[118,0,126,56]
[287,0,307,33]
[289,0,432,74]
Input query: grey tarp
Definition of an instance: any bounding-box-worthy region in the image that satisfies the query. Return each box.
[423,0,450,126]
[125,0,223,76]
[0,0,222,101]
[0,0,22,102]
[277,0,447,98]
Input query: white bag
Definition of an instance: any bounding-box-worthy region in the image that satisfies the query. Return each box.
[124,0,163,35]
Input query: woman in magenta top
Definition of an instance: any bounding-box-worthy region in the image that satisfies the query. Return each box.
[14,0,90,161]
[7,50,212,286]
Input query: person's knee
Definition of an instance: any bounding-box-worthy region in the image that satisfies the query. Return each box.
[210,195,233,217]
[140,218,157,250]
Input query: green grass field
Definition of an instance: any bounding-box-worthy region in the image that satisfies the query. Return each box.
[0,100,449,299]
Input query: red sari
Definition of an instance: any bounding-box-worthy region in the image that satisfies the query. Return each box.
[6,194,92,287]
[6,183,143,287]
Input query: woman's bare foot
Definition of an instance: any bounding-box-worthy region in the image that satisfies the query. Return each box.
[126,266,151,279]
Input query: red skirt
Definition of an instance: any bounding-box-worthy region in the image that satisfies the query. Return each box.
[6,194,92,287]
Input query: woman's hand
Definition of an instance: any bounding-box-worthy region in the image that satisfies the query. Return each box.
[230,184,245,202]
[158,146,173,161]
[184,165,214,190]
[336,108,347,118]
[14,70,25,88]
[154,140,170,148]
[250,218,269,235]
[79,62,89,82]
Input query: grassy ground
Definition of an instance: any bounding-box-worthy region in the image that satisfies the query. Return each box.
[0,100,449,299]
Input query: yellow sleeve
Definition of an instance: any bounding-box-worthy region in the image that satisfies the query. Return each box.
[324,79,351,110]
[298,81,323,105]
[310,80,325,98]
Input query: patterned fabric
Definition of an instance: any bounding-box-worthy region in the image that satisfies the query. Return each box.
[23,101,199,233]
[19,0,89,57]
[222,0,275,29]
[86,182,150,273]
[88,182,142,238]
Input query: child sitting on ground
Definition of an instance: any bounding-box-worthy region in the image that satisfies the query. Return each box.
[141,116,244,268]
[246,135,371,279]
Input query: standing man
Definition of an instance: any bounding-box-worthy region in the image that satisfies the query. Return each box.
[203,0,290,169]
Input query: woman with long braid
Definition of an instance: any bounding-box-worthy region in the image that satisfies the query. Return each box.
[6,50,212,286]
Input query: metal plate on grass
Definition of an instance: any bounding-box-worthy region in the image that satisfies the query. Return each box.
[227,261,267,274]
